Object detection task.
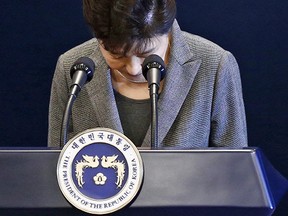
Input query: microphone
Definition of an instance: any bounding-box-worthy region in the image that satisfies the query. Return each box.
[142,54,166,150]
[142,54,166,96]
[61,57,95,147]
[69,57,95,98]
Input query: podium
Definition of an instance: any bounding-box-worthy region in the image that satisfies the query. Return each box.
[0,147,287,216]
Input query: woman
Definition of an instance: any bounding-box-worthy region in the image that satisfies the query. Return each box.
[48,0,247,148]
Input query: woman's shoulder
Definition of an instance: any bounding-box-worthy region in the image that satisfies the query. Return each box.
[182,31,226,57]
[171,20,229,63]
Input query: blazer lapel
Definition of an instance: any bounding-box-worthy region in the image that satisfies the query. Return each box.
[85,47,123,133]
[142,21,201,148]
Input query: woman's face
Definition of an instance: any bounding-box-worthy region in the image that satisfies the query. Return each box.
[99,34,170,83]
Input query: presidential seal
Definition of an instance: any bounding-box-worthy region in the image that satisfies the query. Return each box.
[57,128,144,215]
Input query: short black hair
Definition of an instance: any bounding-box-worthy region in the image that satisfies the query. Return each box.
[83,0,176,55]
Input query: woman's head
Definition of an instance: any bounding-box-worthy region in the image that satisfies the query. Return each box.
[83,0,176,55]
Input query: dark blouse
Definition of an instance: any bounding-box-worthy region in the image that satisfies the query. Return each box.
[114,91,150,147]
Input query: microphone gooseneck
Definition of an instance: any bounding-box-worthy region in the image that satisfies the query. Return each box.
[60,57,95,147]
[142,54,166,150]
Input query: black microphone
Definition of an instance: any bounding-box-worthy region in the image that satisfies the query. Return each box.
[69,57,95,98]
[61,57,95,147]
[142,54,166,96]
[142,54,166,150]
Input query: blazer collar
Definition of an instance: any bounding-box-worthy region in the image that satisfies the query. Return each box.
[142,20,201,147]
[85,46,124,133]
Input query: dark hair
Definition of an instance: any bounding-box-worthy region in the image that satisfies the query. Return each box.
[83,0,176,55]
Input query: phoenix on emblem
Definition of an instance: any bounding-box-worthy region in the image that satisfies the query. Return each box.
[101,155,125,188]
[75,155,99,187]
